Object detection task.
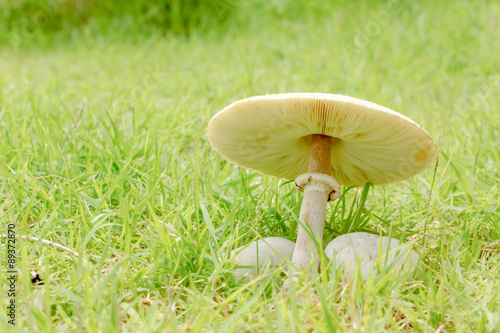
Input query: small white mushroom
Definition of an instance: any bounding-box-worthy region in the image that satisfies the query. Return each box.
[324,232,419,280]
[231,237,295,282]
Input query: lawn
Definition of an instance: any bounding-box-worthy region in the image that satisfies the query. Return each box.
[1,0,499,331]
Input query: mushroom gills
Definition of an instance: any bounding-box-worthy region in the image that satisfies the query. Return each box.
[231,237,295,282]
[324,232,419,280]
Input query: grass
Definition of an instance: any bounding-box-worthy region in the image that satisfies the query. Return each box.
[1,0,500,331]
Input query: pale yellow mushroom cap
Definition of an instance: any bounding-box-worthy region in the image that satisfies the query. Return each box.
[207,93,438,186]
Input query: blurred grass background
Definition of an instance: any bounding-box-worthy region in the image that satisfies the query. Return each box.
[1,0,236,40]
[1,0,341,47]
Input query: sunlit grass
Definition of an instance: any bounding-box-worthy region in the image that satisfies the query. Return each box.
[1,0,499,331]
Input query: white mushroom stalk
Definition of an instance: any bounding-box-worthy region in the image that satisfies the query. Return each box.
[289,135,340,273]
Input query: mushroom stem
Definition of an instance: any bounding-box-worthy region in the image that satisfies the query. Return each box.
[308,134,332,175]
[291,186,329,270]
[283,134,337,293]
[292,135,332,270]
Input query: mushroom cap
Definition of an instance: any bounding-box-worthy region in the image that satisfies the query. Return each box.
[207,93,438,186]
[324,232,419,280]
[231,237,295,282]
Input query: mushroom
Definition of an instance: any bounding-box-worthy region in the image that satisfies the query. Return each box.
[324,232,419,280]
[207,93,437,287]
[231,237,295,282]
